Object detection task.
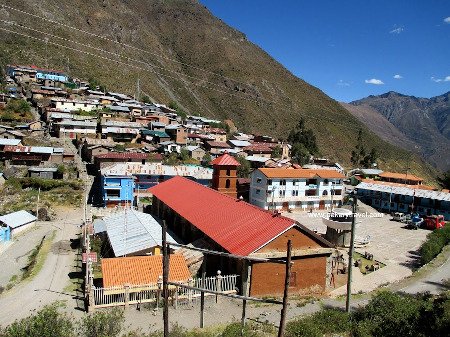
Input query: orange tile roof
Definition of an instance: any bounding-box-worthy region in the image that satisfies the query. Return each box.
[259,168,345,179]
[379,171,423,181]
[101,254,191,287]
[361,179,435,191]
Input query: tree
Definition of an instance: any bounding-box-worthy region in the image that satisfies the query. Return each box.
[179,148,190,162]
[439,170,450,189]
[287,118,319,155]
[351,129,378,168]
[290,143,311,165]
[201,152,212,166]
[287,118,318,164]
[5,99,31,117]
[236,156,252,178]
[141,95,152,104]
[271,145,282,159]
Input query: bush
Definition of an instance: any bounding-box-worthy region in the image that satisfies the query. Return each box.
[352,291,422,337]
[0,304,73,337]
[78,308,124,337]
[419,224,450,265]
[286,308,351,337]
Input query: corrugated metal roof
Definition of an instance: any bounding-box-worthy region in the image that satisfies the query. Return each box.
[0,210,37,229]
[57,120,97,127]
[103,163,213,180]
[93,219,106,234]
[28,167,58,172]
[103,209,178,256]
[0,139,21,146]
[357,182,450,201]
[101,255,191,287]
[95,152,152,160]
[149,176,300,256]
[228,140,251,148]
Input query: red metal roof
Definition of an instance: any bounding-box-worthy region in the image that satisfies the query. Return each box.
[211,153,240,166]
[149,176,296,256]
[243,142,275,152]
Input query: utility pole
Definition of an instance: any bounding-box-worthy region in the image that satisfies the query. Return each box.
[346,192,357,313]
[36,187,41,221]
[277,240,292,337]
[162,220,169,337]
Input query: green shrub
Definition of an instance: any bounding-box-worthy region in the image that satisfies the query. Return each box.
[78,308,124,337]
[352,291,422,337]
[1,304,73,337]
[419,224,450,265]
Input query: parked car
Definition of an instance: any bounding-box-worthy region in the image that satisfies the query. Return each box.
[392,212,406,222]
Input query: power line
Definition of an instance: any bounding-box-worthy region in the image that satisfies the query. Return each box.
[0,22,420,166]
[0,3,285,98]
[0,18,269,104]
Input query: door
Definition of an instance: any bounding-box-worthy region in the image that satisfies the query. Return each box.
[319,200,325,210]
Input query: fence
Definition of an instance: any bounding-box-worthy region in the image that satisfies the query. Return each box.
[92,274,238,309]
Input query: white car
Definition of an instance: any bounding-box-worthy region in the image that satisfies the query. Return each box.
[392,212,406,222]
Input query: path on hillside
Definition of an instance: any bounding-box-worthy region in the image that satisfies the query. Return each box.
[0,208,83,326]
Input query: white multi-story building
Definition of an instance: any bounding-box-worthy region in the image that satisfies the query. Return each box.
[250,168,345,211]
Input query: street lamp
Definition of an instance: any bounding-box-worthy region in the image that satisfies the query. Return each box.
[271,185,278,211]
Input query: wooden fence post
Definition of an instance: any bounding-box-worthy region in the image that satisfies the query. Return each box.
[216,270,222,303]
[124,284,130,308]
[277,240,292,337]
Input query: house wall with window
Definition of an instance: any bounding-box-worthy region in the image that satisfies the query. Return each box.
[250,168,344,211]
[101,175,135,207]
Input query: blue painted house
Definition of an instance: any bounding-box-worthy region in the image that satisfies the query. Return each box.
[35,68,68,82]
[101,175,135,207]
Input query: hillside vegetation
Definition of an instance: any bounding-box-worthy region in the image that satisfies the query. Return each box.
[0,0,439,181]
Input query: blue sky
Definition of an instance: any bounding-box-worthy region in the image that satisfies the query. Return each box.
[200,1,450,102]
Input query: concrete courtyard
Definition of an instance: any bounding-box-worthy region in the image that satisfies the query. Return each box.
[283,201,430,295]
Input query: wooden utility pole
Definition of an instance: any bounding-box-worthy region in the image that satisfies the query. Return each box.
[162,220,169,337]
[346,193,357,312]
[277,240,292,337]
[200,255,207,328]
[240,260,251,335]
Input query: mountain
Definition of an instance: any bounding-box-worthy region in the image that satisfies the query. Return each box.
[0,0,440,181]
[348,91,450,171]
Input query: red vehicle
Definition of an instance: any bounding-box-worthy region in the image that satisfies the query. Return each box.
[424,215,445,230]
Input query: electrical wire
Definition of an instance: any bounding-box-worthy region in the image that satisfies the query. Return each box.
[0,3,286,98]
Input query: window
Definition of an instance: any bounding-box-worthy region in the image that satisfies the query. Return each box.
[267,179,272,185]
[280,179,286,186]
[256,189,260,195]
[293,179,298,186]
[279,190,285,197]
[324,179,329,185]
[226,169,231,176]
[292,190,299,196]
[322,190,328,196]
[256,178,262,183]
[225,179,230,188]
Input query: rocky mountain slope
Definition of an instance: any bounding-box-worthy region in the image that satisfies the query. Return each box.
[349,92,450,171]
[0,0,439,181]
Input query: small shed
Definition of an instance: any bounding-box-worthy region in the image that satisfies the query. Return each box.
[28,167,60,179]
[0,210,37,237]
